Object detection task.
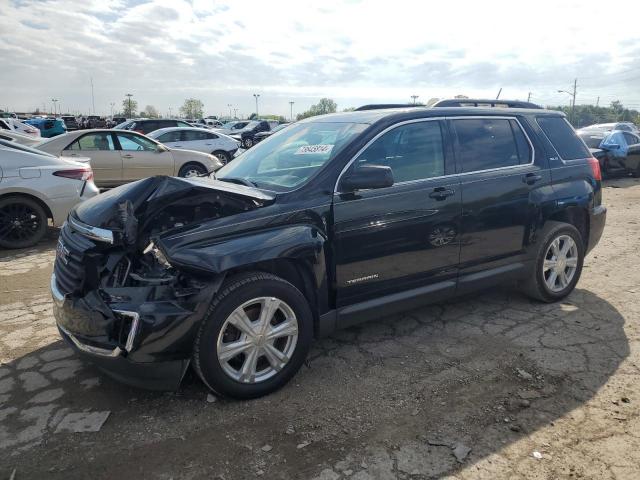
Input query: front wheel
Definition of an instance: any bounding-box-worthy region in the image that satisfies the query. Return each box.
[193,272,313,399]
[243,137,254,148]
[521,222,584,302]
[178,162,207,178]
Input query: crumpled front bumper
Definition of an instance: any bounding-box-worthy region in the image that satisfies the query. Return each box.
[51,273,212,390]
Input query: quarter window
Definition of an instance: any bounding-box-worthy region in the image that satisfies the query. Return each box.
[537,116,590,160]
[67,133,115,151]
[354,121,445,183]
[452,118,531,172]
[623,132,639,145]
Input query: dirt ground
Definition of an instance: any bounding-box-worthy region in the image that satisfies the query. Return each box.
[1,177,639,480]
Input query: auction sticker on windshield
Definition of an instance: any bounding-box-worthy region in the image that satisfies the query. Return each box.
[295,144,334,155]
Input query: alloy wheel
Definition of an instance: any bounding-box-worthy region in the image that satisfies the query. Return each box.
[216,297,299,383]
[0,202,42,244]
[542,234,578,292]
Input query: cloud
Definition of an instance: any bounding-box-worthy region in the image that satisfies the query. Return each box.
[1,0,640,116]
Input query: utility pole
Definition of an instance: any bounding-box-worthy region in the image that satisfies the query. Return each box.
[571,78,577,124]
[527,92,532,102]
[125,93,133,118]
[496,87,502,100]
[90,77,95,115]
[411,95,419,105]
[253,94,260,117]
[557,79,577,124]
[289,101,294,121]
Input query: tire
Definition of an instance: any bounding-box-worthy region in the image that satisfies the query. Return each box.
[212,150,230,165]
[178,162,207,178]
[0,196,48,249]
[521,222,584,302]
[243,137,254,149]
[193,272,313,399]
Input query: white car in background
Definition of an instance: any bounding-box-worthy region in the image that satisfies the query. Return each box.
[148,127,240,164]
[0,118,41,138]
[0,129,43,147]
[0,139,99,249]
[212,120,252,136]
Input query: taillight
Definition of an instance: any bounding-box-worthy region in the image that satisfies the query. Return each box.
[53,168,94,182]
[587,157,602,181]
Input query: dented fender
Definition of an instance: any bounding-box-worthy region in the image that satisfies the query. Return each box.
[159,224,327,275]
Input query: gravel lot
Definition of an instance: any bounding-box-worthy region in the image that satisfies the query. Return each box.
[1,177,639,480]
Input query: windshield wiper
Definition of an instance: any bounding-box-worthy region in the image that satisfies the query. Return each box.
[217,177,259,188]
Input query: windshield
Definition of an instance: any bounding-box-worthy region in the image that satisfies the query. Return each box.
[240,121,259,130]
[216,121,368,191]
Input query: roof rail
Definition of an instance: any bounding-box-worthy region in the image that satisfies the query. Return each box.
[432,99,542,109]
[354,103,424,111]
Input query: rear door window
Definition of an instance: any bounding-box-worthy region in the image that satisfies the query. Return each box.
[452,118,531,172]
[536,116,590,160]
[67,133,115,151]
[623,132,639,146]
[182,130,209,141]
[157,131,182,143]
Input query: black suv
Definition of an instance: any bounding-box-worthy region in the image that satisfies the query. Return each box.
[230,120,279,148]
[51,106,606,399]
[122,119,193,135]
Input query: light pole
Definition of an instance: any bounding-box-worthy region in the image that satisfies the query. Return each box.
[228,104,233,118]
[253,94,260,117]
[168,107,172,118]
[411,95,419,105]
[289,101,294,121]
[110,102,115,118]
[557,78,577,124]
[233,108,238,119]
[51,98,58,116]
[125,93,133,118]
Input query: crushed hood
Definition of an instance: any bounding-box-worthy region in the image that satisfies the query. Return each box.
[71,176,275,245]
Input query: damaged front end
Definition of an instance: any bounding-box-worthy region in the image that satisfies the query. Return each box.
[51,176,274,390]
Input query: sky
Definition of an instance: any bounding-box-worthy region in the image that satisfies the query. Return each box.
[1,0,640,118]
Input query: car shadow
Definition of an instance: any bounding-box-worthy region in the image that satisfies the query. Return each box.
[602,175,640,189]
[0,287,629,479]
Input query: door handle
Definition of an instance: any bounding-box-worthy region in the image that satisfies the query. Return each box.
[523,172,542,185]
[122,154,133,158]
[429,187,455,200]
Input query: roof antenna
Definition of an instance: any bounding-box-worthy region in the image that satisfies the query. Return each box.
[496,88,502,100]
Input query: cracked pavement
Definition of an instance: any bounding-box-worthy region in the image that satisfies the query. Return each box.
[1,178,639,479]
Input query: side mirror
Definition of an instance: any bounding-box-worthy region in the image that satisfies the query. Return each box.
[602,143,619,151]
[156,144,167,153]
[340,165,394,192]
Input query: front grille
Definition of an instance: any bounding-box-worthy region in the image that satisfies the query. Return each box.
[53,223,97,295]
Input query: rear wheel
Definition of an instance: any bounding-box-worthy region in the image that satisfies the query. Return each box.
[212,150,230,165]
[243,137,254,149]
[193,272,313,399]
[521,222,584,302]
[178,162,207,178]
[0,196,48,249]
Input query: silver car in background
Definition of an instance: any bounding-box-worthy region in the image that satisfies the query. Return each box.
[35,129,223,188]
[0,139,99,248]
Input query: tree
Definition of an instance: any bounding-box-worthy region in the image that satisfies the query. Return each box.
[180,98,204,119]
[548,101,640,128]
[296,98,337,120]
[122,98,138,117]
[248,113,258,120]
[141,105,159,118]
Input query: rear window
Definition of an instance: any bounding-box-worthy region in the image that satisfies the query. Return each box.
[537,116,590,160]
